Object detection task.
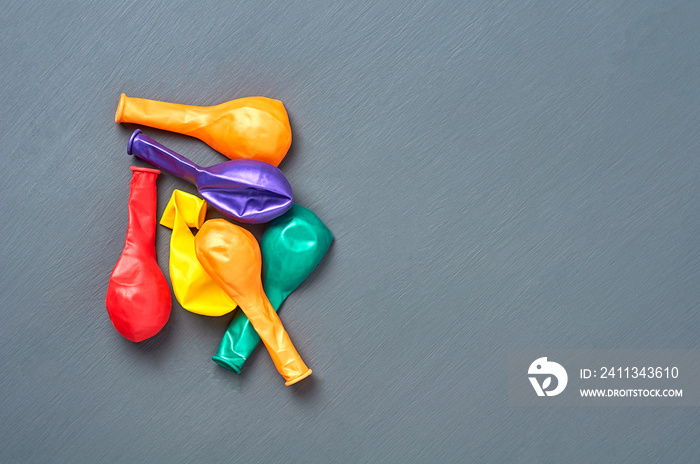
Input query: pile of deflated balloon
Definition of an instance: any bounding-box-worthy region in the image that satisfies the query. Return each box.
[106,94,332,386]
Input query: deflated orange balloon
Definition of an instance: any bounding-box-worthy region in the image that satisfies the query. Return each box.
[115,94,292,166]
[195,219,312,386]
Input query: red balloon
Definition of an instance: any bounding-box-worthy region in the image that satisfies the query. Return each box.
[106,167,171,342]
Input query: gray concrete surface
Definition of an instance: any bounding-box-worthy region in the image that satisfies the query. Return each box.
[1,1,699,462]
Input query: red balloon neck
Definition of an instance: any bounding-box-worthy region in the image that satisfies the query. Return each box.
[124,168,159,257]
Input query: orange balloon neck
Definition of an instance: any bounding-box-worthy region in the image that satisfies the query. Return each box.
[116,94,212,134]
[226,283,267,312]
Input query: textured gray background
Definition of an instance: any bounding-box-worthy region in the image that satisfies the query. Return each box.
[1,1,699,462]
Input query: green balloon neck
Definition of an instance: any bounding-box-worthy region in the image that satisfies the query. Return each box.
[212,326,249,373]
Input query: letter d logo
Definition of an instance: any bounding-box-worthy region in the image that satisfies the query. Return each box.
[528,357,568,397]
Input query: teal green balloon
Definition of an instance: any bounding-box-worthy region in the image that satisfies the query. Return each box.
[212,204,333,373]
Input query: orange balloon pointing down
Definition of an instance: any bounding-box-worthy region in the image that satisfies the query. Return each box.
[194,219,312,386]
[115,94,292,166]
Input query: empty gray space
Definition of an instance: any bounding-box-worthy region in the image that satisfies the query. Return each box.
[1,1,699,462]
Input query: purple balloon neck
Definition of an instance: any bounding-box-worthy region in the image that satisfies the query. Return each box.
[128,130,200,184]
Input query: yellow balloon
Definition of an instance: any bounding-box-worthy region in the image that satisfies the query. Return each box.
[160,190,237,316]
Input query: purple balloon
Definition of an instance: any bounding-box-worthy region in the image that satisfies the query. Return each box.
[128,130,293,224]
